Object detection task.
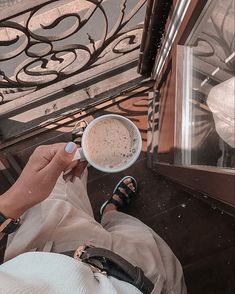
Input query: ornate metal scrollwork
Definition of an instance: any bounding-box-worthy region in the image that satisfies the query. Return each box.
[0,0,147,104]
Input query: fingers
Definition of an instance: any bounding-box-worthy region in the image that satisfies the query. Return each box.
[63,160,80,176]
[63,160,88,182]
[43,142,77,178]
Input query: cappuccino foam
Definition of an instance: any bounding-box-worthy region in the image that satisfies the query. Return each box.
[84,117,139,170]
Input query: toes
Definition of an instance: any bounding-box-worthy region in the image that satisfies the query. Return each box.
[113,193,123,204]
[128,183,135,192]
[124,178,132,185]
[123,178,136,192]
[118,187,128,197]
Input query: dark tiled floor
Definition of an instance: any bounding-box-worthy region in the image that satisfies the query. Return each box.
[184,247,235,294]
[2,94,235,293]
[87,159,235,294]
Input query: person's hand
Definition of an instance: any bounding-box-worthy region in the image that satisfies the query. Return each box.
[0,142,78,219]
[63,161,88,183]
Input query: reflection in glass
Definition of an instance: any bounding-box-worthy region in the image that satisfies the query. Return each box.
[181,0,235,169]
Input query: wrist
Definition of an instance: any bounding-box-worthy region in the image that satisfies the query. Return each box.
[0,211,21,236]
[0,187,30,219]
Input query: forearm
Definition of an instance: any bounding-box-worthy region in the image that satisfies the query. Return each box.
[0,142,76,264]
[0,187,25,241]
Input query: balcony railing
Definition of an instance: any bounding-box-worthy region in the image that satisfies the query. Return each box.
[0,0,147,141]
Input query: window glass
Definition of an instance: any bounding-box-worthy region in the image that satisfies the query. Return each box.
[180,0,235,169]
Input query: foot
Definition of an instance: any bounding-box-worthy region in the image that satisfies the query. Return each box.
[100,176,137,216]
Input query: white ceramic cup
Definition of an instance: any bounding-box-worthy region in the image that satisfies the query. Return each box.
[73,114,142,173]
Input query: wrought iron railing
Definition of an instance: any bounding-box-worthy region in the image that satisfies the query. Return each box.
[0,0,147,105]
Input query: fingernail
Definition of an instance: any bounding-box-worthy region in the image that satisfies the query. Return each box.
[65,142,76,153]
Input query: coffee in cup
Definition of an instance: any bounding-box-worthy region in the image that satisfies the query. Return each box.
[73,114,142,173]
[84,116,139,170]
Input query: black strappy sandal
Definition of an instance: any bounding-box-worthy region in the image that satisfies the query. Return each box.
[100,176,138,217]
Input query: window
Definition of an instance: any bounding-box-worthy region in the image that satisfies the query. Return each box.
[176,0,235,169]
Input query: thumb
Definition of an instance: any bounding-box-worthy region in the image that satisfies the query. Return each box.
[46,142,77,176]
